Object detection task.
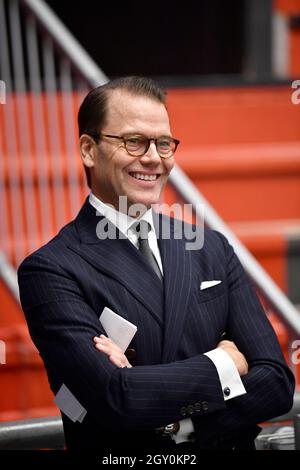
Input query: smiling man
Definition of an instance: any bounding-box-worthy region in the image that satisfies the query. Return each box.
[18,76,294,453]
[79,84,175,211]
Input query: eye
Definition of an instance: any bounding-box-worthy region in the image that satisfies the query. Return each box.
[125,135,147,150]
[127,137,141,144]
[157,138,172,152]
[159,139,171,147]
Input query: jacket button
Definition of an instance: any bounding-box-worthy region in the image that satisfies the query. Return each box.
[194,402,202,412]
[187,405,195,415]
[180,406,187,417]
[125,348,136,360]
[223,387,231,397]
[202,401,209,411]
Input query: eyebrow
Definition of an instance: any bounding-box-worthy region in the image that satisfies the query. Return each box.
[120,133,174,138]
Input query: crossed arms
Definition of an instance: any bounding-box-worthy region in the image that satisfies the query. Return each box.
[17,236,295,445]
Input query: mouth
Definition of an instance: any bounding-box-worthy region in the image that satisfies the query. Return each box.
[128,172,160,182]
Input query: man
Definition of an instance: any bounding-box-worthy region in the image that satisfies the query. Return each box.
[18,76,294,452]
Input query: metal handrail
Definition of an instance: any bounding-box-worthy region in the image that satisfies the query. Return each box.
[21,0,108,87]
[0,0,299,340]
[169,165,300,337]
[0,416,64,449]
[0,251,19,301]
[0,396,300,449]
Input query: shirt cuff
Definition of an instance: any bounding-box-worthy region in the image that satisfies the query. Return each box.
[172,418,194,444]
[204,348,247,401]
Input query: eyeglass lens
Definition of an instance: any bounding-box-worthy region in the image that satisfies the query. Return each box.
[125,135,175,156]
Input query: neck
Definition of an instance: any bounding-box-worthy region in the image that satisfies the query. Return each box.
[91,192,151,218]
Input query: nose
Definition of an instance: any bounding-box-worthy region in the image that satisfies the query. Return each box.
[140,140,161,164]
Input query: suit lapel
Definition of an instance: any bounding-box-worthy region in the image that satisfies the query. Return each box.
[154,214,193,363]
[67,199,164,326]
[66,200,194,357]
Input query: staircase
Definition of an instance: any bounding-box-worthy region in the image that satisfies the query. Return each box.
[164,84,300,384]
[165,85,300,296]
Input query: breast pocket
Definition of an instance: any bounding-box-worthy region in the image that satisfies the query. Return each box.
[197,282,226,303]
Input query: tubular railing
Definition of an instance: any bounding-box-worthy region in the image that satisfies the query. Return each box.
[0,251,19,300]
[1,397,300,449]
[0,0,107,267]
[169,166,300,339]
[0,416,65,449]
[0,0,299,370]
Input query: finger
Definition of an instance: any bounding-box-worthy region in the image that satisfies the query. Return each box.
[94,342,113,355]
[96,336,123,352]
[94,339,132,366]
[94,338,105,346]
[93,336,108,344]
[109,355,130,368]
[94,336,122,353]
[94,335,108,342]
[94,337,110,345]
[97,345,132,368]
[99,334,109,340]
[95,342,127,364]
[101,336,122,349]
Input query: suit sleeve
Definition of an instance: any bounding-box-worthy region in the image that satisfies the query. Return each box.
[192,231,295,448]
[18,252,225,432]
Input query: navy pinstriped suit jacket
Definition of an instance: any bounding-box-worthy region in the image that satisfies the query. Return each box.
[18,198,295,450]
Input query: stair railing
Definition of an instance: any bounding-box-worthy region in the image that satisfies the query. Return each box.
[0,0,299,371]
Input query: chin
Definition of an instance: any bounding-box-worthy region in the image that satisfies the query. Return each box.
[130,189,160,203]
[127,194,160,212]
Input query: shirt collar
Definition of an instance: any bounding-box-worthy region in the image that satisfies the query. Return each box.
[89,192,156,237]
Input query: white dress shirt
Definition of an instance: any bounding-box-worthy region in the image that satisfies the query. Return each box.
[89,193,246,443]
[89,193,163,274]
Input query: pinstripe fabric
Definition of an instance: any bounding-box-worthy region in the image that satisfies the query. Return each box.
[17,197,295,450]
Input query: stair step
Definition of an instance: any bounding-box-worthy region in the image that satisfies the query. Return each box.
[232,219,300,292]
[173,142,300,222]
[167,85,300,145]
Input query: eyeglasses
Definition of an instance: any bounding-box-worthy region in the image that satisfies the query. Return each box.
[89,133,180,158]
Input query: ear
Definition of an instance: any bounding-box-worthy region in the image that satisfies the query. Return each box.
[79,134,98,169]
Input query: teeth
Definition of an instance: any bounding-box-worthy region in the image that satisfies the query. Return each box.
[131,173,157,181]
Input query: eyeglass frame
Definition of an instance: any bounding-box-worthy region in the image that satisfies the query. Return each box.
[87,132,180,159]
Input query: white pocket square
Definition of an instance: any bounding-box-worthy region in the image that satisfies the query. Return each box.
[200,280,222,290]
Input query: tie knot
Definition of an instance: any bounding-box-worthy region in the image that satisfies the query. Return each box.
[134,220,151,240]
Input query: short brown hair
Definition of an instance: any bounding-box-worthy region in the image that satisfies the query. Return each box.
[78,76,167,187]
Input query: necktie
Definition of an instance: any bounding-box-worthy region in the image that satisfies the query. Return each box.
[135,220,163,282]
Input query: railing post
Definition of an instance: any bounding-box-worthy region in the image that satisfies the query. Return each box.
[294,413,300,450]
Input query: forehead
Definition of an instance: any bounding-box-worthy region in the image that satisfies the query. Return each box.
[104,89,171,135]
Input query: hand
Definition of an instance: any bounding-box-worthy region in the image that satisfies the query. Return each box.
[217,340,248,376]
[93,335,132,368]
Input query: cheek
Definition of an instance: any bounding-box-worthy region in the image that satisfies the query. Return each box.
[163,158,175,175]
